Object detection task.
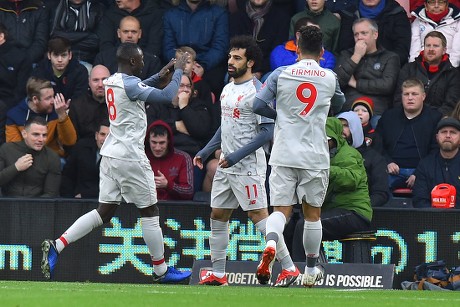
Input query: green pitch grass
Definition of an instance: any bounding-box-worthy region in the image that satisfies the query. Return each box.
[1,281,458,307]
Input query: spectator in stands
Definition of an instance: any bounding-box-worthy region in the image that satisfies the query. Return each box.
[0,22,31,145]
[335,18,400,125]
[145,120,194,200]
[410,0,460,17]
[412,117,460,208]
[49,0,104,69]
[146,73,213,158]
[68,64,110,140]
[376,78,442,191]
[97,0,163,58]
[291,117,372,261]
[270,17,336,71]
[31,36,89,102]
[351,96,383,152]
[229,0,290,79]
[410,0,460,67]
[163,0,229,96]
[337,0,411,67]
[395,31,460,116]
[93,16,162,80]
[337,111,390,207]
[6,77,77,158]
[0,116,61,197]
[290,0,340,55]
[175,46,222,140]
[0,0,49,65]
[60,120,109,198]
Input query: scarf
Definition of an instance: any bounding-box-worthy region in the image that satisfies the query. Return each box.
[52,0,91,33]
[245,0,272,40]
[420,51,449,73]
[359,0,386,19]
[426,7,449,24]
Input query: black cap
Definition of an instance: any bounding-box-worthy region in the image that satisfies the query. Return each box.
[436,117,460,132]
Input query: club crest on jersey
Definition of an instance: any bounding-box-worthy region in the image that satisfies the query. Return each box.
[138,82,148,89]
[233,108,240,119]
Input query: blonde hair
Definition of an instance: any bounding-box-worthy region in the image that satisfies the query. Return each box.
[26,77,53,101]
[176,46,197,61]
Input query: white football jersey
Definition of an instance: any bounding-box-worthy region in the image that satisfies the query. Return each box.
[256,59,339,169]
[219,77,271,175]
[101,72,180,161]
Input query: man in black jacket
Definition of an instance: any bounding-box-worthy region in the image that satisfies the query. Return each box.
[97,0,163,58]
[60,121,109,198]
[394,31,460,116]
[334,18,400,126]
[413,117,460,209]
[376,78,442,191]
[31,36,89,102]
[0,22,31,144]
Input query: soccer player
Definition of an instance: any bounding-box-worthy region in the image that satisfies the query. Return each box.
[253,25,345,287]
[194,36,296,287]
[40,43,192,283]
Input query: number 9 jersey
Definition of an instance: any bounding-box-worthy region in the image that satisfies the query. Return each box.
[255,59,344,170]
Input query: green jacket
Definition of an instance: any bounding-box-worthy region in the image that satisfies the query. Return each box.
[0,141,61,197]
[325,118,372,221]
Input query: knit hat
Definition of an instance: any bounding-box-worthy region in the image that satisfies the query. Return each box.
[436,117,460,132]
[352,96,374,119]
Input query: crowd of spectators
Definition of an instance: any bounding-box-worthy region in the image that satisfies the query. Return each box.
[0,0,459,209]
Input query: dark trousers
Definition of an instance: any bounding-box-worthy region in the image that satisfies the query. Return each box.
[291,208,371,262]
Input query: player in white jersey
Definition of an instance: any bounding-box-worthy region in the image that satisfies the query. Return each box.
[253,26,345,287]
[40,43,192,283]
[193,36,295,287]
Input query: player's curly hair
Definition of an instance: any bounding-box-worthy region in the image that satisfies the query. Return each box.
[229,35,262,69]
[297,25,323,56]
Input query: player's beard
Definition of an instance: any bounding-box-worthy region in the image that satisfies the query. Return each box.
[228,66,247,79]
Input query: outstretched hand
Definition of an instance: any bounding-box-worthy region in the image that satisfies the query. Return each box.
[174,52,190,71]
[159,58,175,79]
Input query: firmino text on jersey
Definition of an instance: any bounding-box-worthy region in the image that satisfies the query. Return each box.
[290,69,326,77]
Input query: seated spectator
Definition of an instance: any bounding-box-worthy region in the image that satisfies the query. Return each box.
[145,120,194,200]
[229,0,290,79]
[163,0,229,96]
[351,96,383,151]
[410,0,460,67]
[337,111,390,207]
[376,78,442,191]
[335,18,400,125]
[68,65,111,139]
[290,0,340,55]
[146,73,213,158]
[0,0,49,65]
[175,46,220,135]
[97,0,163,58]
[50,0,104,68]
[413,117,460,208]
[93,16,162,79]
[60,120,109,198]
[0,22,32,145]
[270,17,336,71]
[31,36,89,101]
[337,0,411,67]
[395,31,460,116]
[6,77,77,158]
[291,117,372,261]
[0,116,61,197]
